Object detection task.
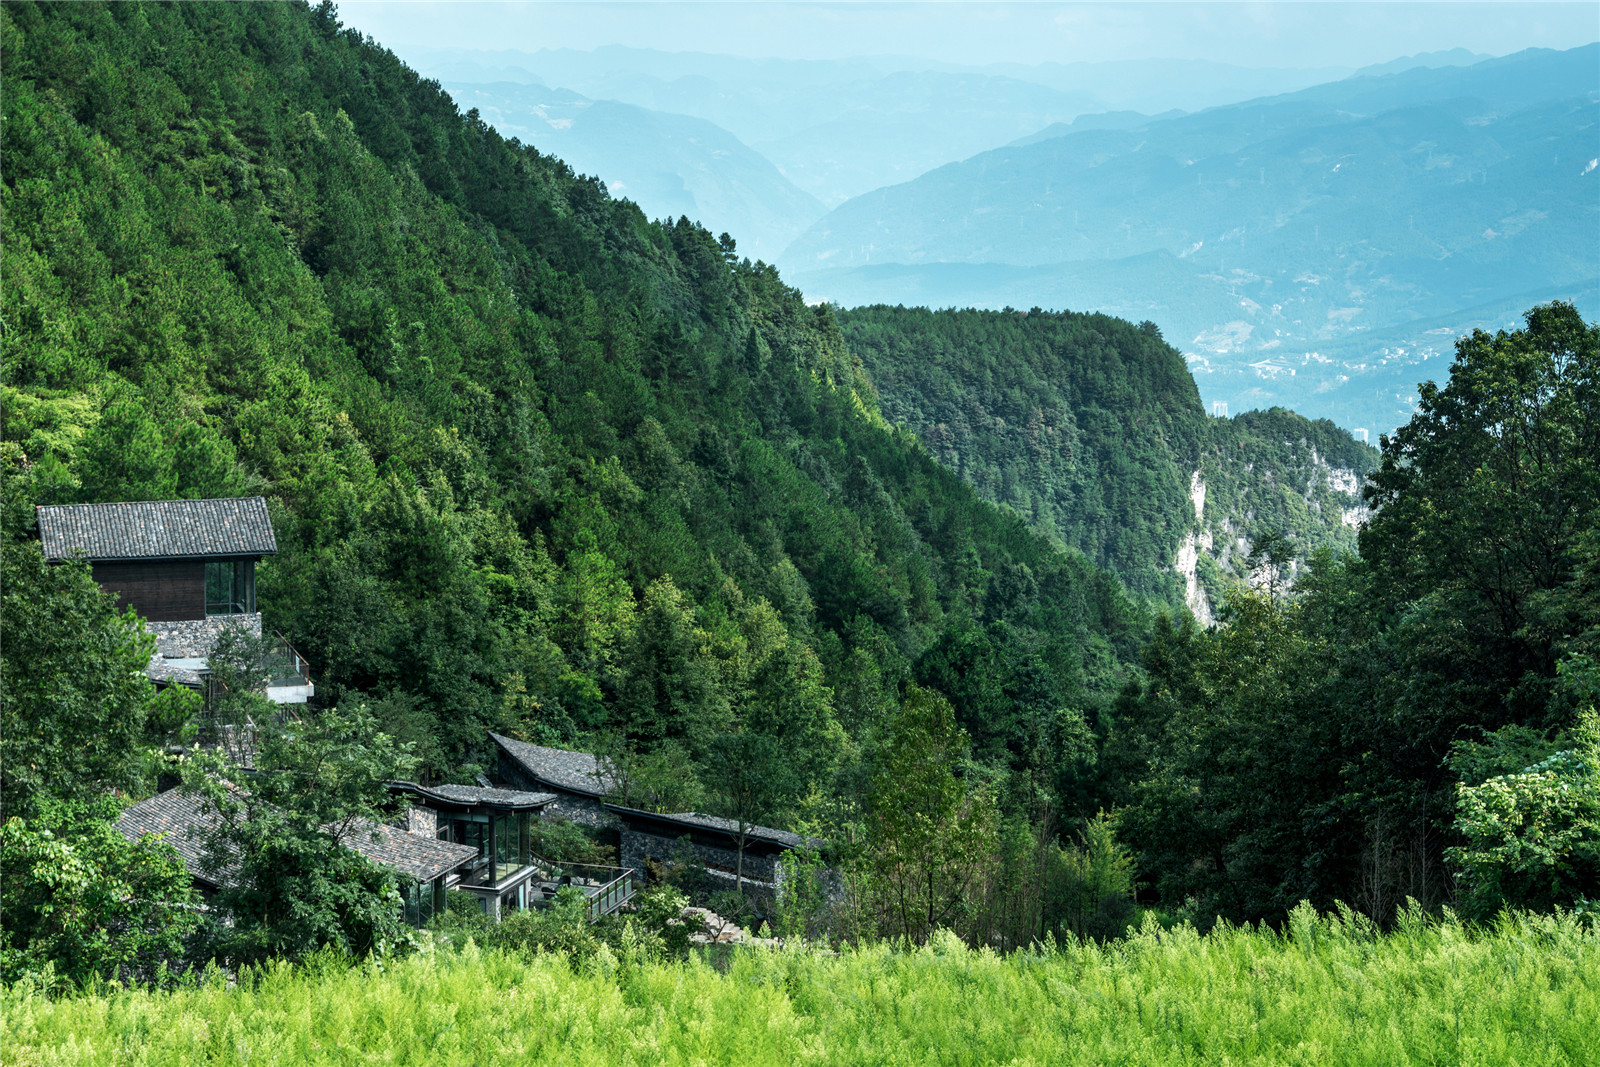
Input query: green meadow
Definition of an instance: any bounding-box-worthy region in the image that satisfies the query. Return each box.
[8,907,1596,1067]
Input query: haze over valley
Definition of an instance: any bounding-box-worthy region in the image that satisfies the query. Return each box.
[373,23,1597,435]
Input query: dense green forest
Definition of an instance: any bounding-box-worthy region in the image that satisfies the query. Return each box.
[839,306,1377,609]
[0,0,1143,793]
[1,0,1596,991]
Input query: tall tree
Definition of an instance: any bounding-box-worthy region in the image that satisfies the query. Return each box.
[862,685,998,944]
[183,704,418,963]
[1361,301,1600,727]
[0,541,193,822]
[706,730,796,892]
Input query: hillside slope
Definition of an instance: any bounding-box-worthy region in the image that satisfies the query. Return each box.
[838,307,1377,617]
[1,1,1144,807]
[437,81,824,259]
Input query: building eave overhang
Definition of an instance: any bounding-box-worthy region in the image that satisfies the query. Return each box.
[602,804,810,855]
[388,780,556,813]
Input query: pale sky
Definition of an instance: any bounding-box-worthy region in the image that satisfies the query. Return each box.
[335,2,1599,68]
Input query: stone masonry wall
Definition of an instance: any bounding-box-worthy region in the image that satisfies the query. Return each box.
[498,755,616,829]
[146,613,263,658]
[542,793,615,829]
[620,827,782,888]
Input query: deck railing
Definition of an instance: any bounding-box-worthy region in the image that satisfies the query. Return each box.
[266,632,313,689]
[525,856,637,920]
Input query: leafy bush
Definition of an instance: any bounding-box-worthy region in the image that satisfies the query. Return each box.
[432,883,701,965]
[1448,708,1600,919]
[0,797,202,990]
[1046,811,1138,941]
[528,819,616,866]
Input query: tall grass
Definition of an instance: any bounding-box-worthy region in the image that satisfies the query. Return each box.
[7,905,1596,1066]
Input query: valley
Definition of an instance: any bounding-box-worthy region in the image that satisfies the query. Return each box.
[1,5,1595,1057]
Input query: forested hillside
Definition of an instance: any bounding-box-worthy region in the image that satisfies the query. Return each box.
[1,1,1140,809]
[839,306,1376,613]
[3,2,1596,987]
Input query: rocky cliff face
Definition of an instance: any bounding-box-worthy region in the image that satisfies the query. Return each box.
[1174,422,1374,623]
[1175,472,1216,625]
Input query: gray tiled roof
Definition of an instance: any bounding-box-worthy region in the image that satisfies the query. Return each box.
[38,497,277,561]
[344,823,478,882]
[391,781,557,809]
[490,733,616,797]
[116,788,237,887]
[117,787,478,886]
[603,804,816,851]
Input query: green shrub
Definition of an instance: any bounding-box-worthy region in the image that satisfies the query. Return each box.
[0,798,203,990]
[1448,707,1600,919]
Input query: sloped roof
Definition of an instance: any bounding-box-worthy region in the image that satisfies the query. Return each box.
[344,823,478,882]
[37,497,276,561]
[117,787,477,886]
[603,804,816,852]
[389,780,557,811]
[490,733,616,798]
[116,788,236,887]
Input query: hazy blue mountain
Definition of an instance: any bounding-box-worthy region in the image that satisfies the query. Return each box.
[441,82,823,258]
[745,70,1106,207]
[978,58,1355,114]
[411,47,1103,207]
[783,46,1600,432]
[1010,110,1187,147]
[1352,48,1493,79]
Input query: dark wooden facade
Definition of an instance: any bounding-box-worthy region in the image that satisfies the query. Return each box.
[92,560,205,621]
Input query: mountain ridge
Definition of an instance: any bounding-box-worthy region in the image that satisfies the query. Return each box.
[782,45,1599,432]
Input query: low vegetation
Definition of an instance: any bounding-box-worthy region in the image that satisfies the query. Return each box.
[7,907,1597,1066]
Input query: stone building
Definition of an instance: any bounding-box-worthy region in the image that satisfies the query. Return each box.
[606,804,819,894]
[116,787,480,925]
[36,497,312,703]
[490,732,618,828]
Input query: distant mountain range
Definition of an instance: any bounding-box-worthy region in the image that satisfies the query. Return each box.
[396,45,1416,251]
[782,46,1599,432]
[440,82,823,259]
[419,47,1105,208]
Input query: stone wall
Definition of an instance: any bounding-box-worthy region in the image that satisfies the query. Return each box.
[498,756,616,829]
[620,827,783,888]
[146,613,263,658]
[542,793,615,829]
[407,806,437,837]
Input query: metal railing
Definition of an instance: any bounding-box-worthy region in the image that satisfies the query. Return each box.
[525,856,637,920]
[266,632,313,689]
[587,871,636,921]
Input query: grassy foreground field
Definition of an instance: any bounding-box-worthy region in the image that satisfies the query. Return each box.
[6,907,1597,1066]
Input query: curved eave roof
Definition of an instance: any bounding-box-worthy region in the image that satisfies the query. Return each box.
[388,780,556,812]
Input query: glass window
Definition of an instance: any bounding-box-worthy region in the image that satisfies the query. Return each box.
[494,813,512,881]
[205,560,254,615]
[445,815,491,885]
[405,880,440,928]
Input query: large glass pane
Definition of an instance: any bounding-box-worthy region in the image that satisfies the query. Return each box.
[205,560,252,615]
[205,561,230,615]
[451,817,490,886]
[494,813,512,881]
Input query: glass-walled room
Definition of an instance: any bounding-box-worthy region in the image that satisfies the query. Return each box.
[439,809,532,888]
